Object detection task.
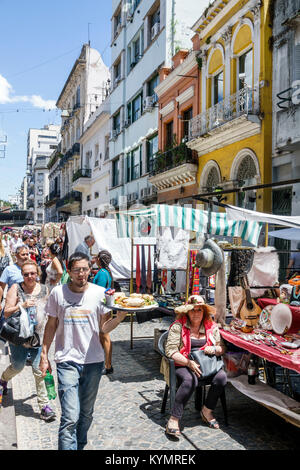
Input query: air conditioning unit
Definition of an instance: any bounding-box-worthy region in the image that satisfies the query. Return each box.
[143,96,154,111]
[111,130,118,140]
[151,22,160,40]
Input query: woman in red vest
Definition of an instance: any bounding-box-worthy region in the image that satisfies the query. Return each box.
[163,295,227,437]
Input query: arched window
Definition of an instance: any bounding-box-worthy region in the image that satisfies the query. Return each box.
[206,166,220,190]
[236,154,258,209]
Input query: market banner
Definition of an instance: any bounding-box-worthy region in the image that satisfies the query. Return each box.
[115,206,157,238]
[115,204,263,245]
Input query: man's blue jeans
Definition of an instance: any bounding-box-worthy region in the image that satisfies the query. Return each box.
[56,361,104,450]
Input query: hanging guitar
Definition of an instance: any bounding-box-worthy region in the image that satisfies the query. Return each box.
[239,275,261,331]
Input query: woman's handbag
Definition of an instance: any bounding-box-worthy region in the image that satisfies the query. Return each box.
[189,349,224,379]
[0,307,40,348]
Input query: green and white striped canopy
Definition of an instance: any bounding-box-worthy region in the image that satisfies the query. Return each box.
[115,204,263,245]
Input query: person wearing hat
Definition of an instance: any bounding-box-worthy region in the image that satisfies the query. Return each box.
[163,295,227,436]
[93,250,114,375]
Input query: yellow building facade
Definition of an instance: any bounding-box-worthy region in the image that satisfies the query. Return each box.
[187,0,273,212]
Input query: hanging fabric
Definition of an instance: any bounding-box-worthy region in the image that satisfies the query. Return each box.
[146,246,152,293]
[189,250,200,295]
[161,269,168,292]
[136,245,141,293]
[141,245,146,293]
[171,270,176,292]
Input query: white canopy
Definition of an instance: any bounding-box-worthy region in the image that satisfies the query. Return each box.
[268,228,300,241]
[226,205,300,229]
[66,216,155,280]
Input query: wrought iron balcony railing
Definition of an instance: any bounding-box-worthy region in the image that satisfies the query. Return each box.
[56,191,81,209]
[149,144,195,176]
[188,86,259,141]
[72,168,92,182]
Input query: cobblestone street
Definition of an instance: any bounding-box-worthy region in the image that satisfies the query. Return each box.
[1,316,300,451]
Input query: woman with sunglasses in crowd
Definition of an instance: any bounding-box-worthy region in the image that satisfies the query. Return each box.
[0,260,56,422]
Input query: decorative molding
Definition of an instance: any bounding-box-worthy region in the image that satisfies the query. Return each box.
[159,100,175,117]
[149,163,198,190]
[230,147,261,181]
[222,26,233,46]
[154,51,197,98]
[187,115,261,156]
[175,86,195,106]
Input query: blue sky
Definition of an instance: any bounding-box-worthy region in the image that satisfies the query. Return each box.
[0,0,112,200]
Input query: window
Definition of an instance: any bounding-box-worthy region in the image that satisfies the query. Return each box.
[239,50,252,89]
[104,135,110,160]
[112,159,120,187]
[147,74,159,103]
[87,195,91,202]
[114,9,122,36]
[149,5,160,42]
[165,121,174,149]
[126,146,142,182]
[213,71,223,105]
[113,112,121,133]
[94,192,99,199]
[76,86,80,107]
[182,108,193,140]
[127,28,144,73]
[50,145,57,149]
[127,92,143,124]
[114,59,121,85]
[147,134,158,172]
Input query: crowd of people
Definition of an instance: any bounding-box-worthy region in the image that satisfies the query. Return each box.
[0,228,228,450]
[0,228,126,450]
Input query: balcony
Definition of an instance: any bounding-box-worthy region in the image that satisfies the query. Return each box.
[148,144,198,191]
[56,191,81,213]
[72,168,92,192]
[187,87,261,155]
[44,190,61,207]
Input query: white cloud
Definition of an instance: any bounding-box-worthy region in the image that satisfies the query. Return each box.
[0,73,56,109]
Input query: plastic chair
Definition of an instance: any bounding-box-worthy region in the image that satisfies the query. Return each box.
[158,331,228,425]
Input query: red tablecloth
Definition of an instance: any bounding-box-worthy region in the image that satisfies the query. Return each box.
[257,298,300,334]
[220,329,300,374]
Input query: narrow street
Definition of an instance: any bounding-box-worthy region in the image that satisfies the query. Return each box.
[1,317,299,451]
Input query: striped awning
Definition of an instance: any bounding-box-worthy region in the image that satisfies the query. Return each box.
[115,204,263,245]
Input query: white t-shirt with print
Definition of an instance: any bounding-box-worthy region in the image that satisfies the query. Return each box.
[45,282,110,364]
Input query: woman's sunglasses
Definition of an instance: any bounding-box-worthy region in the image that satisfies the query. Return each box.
[23,272,37,277]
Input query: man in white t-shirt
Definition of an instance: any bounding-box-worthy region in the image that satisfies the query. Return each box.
[39,252,127,451]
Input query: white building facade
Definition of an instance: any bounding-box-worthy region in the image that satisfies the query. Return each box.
[74,98,111,217]
[47,44,110,221]
[26,124,60,224]
[109,0,203,209]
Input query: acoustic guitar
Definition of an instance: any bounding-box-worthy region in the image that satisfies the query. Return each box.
[239,275,261,330]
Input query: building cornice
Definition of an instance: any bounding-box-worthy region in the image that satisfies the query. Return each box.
[155,51,198,98]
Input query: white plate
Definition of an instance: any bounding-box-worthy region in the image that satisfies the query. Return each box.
[107,302,159,312]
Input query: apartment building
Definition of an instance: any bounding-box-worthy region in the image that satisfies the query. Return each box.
[109,0,202,209]
[272,0,300,219]
[185,0,273,213]
[26,124,60,224]
[48,44,110,221]
[74,97,111,217]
